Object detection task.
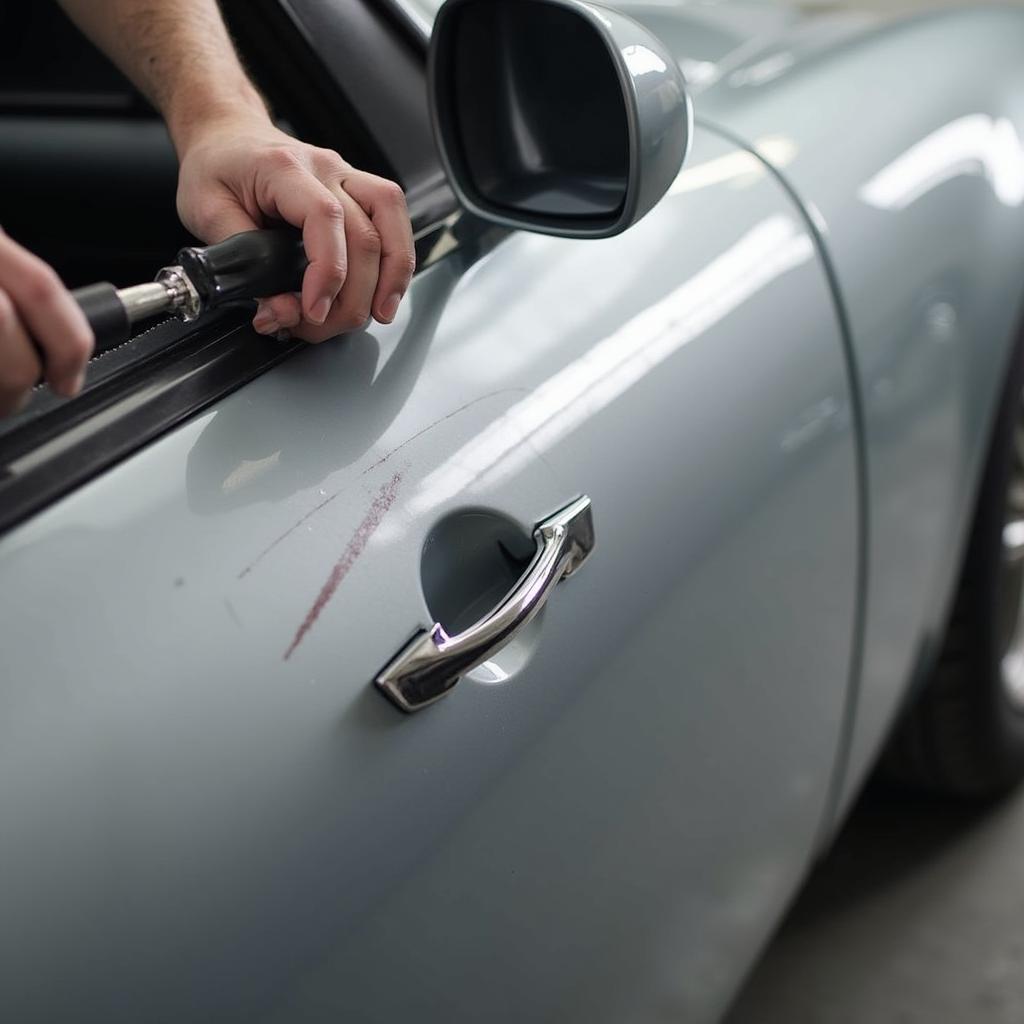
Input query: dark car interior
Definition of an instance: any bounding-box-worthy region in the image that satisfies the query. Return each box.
[0,1,442,291]
[0,5,187,289]
[0,0,454,537]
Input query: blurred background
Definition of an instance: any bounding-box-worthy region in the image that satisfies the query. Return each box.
[726,782,1024,1023]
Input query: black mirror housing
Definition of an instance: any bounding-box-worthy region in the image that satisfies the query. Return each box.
[428,0,692,239]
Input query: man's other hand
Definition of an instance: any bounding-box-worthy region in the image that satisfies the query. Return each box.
[176,117,416,344]
[0,229,94,416]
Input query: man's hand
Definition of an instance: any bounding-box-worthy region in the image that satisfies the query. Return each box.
[176,117,416,344]
[0,229,93,416]
[58,0,416,346]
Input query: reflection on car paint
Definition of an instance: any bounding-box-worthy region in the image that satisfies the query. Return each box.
[622,43,668,77]
[668,135,797,196]
[405,215,814,516]
[727,51,795,88]
[236,388,527,582]
[780,396,842,455]
[860,114,1024,211]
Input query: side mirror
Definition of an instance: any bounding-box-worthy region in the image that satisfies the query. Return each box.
[427,0,692,239]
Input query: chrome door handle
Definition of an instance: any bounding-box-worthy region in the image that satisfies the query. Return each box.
[376,496,595,713]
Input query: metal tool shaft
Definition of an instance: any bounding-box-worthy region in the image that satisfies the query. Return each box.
[117,281,176,324]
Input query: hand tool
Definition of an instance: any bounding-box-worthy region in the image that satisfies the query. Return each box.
[70,228,308,356]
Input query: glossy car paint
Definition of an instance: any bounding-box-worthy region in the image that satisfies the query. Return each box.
[666,0,1024,821]
[0,129,857,1022]
[419,0,1024,827]
[4,1,1024,1019]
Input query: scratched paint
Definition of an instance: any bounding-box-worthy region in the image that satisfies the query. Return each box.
[238,390,525,580]
[238,488,342,580]
[283,472,403,661]
[359,388,528,477]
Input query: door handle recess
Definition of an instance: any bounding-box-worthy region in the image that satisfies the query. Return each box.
[376,496,595,713]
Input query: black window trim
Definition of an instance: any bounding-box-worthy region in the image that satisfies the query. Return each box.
[0,0,463,539]
[0,219,462,539]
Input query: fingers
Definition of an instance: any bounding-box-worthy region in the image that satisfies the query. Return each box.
[330,190,380,327]
[339,173,416,324]
[289,189,379,344]
[237,143,414,341]
[253,294,302,335]
[0,230,92,408]
[253,150,350,325]
[252,187,382,344]
[187,191,295,338]
[0,288,42,416]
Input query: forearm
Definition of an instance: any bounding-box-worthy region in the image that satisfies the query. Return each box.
[57,0,415,340]
[57,0,269,155]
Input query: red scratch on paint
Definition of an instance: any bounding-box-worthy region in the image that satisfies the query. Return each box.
[283,472,403,660]
[239,390,527,582]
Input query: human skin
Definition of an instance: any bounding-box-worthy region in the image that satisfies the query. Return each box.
[0,0,415,415]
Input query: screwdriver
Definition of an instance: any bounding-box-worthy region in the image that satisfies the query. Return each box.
[69,228,308,356]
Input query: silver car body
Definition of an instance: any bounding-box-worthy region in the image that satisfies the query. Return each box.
[2,2,1023,1021]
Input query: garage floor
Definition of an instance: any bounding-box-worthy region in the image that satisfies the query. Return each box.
[723,784,1024,1023]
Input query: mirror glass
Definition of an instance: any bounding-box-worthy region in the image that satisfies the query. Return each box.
[446,0,631,219]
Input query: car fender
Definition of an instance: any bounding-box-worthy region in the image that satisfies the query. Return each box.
[688,4,1024,822]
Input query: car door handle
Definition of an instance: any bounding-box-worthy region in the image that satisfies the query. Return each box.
[375,496,595,713]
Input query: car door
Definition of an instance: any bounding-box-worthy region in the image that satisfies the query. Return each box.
[0,8,861,1023]
[0,118,859,1023]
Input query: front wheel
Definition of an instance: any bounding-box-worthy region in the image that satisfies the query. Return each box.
[883,342,1024,797]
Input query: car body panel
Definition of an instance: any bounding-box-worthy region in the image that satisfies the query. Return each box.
[592,0,1024,823]
[405,0,1024,823]
[0,129,858,1022]
[692,3,1024,820]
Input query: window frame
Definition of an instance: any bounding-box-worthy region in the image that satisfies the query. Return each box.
[223,0,454,234]
[0,0,461,538]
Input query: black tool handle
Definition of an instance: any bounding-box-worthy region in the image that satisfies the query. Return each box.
[177,228,308,309]
[71,281,130,355]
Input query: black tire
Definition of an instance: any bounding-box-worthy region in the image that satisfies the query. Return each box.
[882,327,1024,798]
